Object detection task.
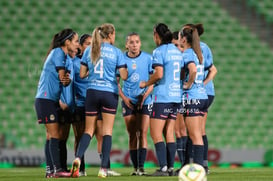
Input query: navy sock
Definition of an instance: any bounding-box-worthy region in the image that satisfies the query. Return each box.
[59,140,67,171]
[203,135,208,167]
[181,136,188,166]
[80,156,85,172]
[130,149,138,169]
[193,145,204,166]
[185,137,192,164]
[166,142,176,168]
[154,142,167,170]
[101,135,112,168]
[107,157,111,169]
[45,140,53,173]
[176,137,183,164]
[76,133,91,158]
[49,138,61,170]
[139,148,147,168]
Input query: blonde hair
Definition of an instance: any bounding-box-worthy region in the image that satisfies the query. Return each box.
[91,23,115,64]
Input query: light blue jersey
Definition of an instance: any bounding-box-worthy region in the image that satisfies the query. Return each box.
[201,42,215,96]
[35,47,66,102]
[152,43,183,103]
[81,43,127,94]
[122,51,153,105]
[182,48,208,100]
[60,54,75,112]
[73,55,88,107]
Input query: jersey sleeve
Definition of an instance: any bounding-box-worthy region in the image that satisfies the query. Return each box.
[116,48,127,69]
[53,48,66,70]
[152,48,164,69]
[80,46,91,67]
[204,45,213,70]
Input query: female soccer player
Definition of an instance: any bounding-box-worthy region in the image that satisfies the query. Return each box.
[140,23,183,176]
[179,24,208,166]
[70,23,128,178]
[72,33,92,176]
[34,28,79,178]
[183,23,217,173]
[171,31,188,174]
[119,32,153,176]
[58,49,77,173]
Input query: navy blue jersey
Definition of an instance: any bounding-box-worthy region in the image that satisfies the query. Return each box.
[152,43,183,103]
[81,43,127,94]
[182,48,207,100]
[201,41,215,96]
[35,47,66,101]
[122,51,153,105]
[73,55,88,107]
[60,54,75,112]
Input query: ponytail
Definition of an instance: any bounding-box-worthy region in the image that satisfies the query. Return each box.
[91,27,102,64]
[90,23,115,64]
[192,29,203,64]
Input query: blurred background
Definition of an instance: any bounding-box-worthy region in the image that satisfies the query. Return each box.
[0,0,273,166]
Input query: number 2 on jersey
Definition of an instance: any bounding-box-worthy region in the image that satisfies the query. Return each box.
[94,58,104,78]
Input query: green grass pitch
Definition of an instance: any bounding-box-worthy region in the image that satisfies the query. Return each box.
[0,167,273,181]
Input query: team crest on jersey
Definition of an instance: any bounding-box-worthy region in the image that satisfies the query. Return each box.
[132,60,137,69]
[50,114,55,121]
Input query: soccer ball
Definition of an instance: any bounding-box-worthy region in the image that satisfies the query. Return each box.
[178,163,207,181]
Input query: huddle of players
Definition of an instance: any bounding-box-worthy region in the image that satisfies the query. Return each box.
[34,22,217,178]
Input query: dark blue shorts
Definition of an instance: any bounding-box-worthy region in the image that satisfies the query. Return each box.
[35,98,59,124]
[150,103,180,120]
[182,99,208,117]
[121,101,152,116]
[74,106,85,122]
[204,95,215,112]
[57,108,73,124]
[85,89,118,116]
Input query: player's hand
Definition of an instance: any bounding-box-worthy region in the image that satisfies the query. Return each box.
[139,81,146,89]
[124,97,134,110]
[183,82,193,90]
[61,73,71,86]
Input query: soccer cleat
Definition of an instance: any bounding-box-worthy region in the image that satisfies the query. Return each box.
[98,168,107,178]
[131,168,138,176]
[70,158,81,178]
[148,169,169,176]
[79,170,87,177]
[54,169,71,177]
[45,172,54,178]
[138,168,147,176]
[168,168,174,176]
[107,169,121,176]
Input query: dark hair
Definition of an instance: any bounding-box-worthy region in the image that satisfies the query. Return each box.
[180,25,203,64]
[46,28,76,57]
[154,23,173,45]
[80,34,92,45]
[172,31,179,40]
[183,23,204,36]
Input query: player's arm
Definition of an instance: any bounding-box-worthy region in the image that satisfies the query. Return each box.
[119,67,128,81]
[203,64,217,85]
[183,62,196,89]
[58,69,71,86]
[117,76,133,110]
[80,64,89,79]
[139,66,163,88]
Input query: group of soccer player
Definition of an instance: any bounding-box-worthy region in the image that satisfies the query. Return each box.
[34,22,217,178]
